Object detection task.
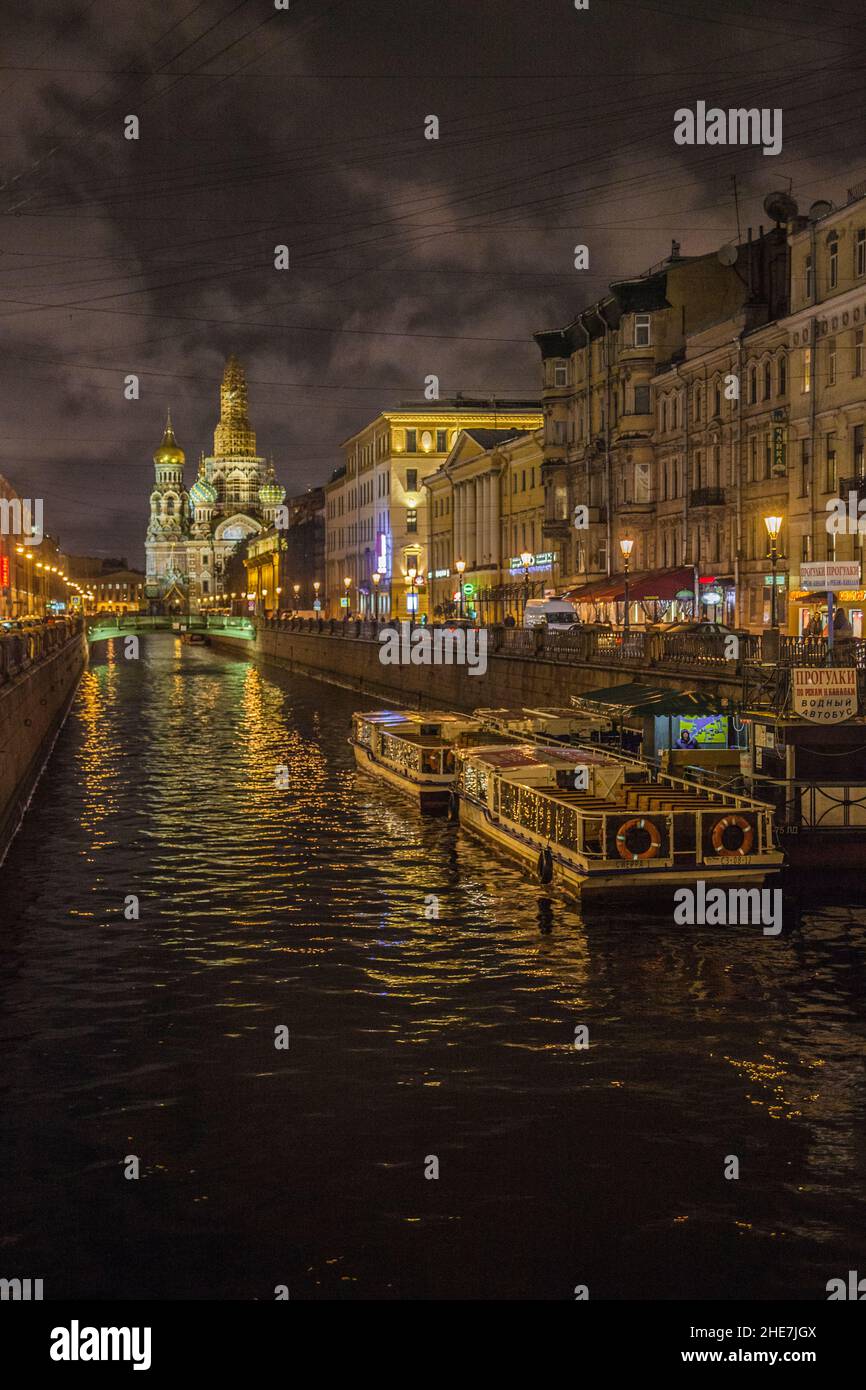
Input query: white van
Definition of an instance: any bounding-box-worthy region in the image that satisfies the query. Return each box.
[522,597,578,630]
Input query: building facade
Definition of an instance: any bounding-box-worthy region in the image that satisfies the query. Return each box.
[325,401,541,619]
[424,428,548,620]
[534,230,792,630]
[145,356,287,613]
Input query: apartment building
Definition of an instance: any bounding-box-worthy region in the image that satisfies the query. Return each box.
[325,401,541,619]
[424,427,546,620]
[784,187,866,634]
[534,231,790,626]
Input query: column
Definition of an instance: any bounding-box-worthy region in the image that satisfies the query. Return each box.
[468,480,477,569]
[489,471,500,570]
[478,475,489,566]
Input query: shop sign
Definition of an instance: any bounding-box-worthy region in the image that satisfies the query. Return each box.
[792,667,858,723]
[799,561,861,592]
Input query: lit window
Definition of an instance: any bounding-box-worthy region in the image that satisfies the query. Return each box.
[803,346,812,393]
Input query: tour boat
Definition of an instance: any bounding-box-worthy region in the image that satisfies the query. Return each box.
[456,743,783,898]
[350,709,496,812]
[472,706,611,743]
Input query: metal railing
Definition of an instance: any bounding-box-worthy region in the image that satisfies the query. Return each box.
[0,616,84,685]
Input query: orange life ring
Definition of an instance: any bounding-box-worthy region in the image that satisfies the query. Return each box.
[711,814,754,857]
[615,817,661,861]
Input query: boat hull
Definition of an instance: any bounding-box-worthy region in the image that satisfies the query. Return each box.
[459,796,779,899]
[351,741,452,813]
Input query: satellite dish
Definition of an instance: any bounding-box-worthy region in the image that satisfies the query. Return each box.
[808,199,834,222]
[717,242,738,266]
[763,191,799,225]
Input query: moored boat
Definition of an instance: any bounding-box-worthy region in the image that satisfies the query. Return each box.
[456,742,783,898]
[350,709,495,812]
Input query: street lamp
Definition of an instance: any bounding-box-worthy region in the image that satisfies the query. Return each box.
[372,570,380,619]
[313,580,320,613]
[293,582,300,611]
[455,557,466,619]
[619,537,634,634]
[343,575,351,617]
[764,514,783,630]
[520,550,533,614]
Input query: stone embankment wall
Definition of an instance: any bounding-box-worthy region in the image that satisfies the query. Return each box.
[0,623,87,864]
[209,622,743,713]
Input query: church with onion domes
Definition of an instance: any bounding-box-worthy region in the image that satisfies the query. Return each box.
[145,355,287,612]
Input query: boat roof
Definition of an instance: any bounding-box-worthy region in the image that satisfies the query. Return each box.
[356,708,475,726]
[465,743,619,770]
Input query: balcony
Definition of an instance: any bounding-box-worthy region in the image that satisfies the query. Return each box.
[689,486,726,508]
[542,517,571,540]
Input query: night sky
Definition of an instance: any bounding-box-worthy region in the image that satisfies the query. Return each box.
[0,0,861,563]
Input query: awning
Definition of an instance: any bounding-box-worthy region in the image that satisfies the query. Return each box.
[572,681,732,717]
[566,566,695,604]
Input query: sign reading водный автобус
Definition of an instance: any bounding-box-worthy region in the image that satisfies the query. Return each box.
[792,668,858,723]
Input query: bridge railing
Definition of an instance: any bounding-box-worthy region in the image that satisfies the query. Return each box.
[0,616,83,685]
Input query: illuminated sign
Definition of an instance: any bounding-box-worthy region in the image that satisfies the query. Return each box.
[0,555,9,587]
[462,583,475,596]
[792,667,858,723]
[800,561,861,592]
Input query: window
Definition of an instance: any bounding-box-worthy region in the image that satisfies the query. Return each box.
[804,255,813,300]
[764,432,772,480]
[856,330,864,378]
[634,315,651,347]
[436,429,447,451]
[714,384,722,416]
[554,361,568,387]
[828,338,837,386]
[800,440,810,497]
[749,367,757,404]
[803,346,812,393]
[801,534,811,563]
[763,362,772,400]
[406,469,418,492]
[829,235,838,289]
[825,433,837,492]
[857,228,866,278]
[406,508,418,533]
[633,384,650,414]
[660,398,667,432]
[405,429,417,452]
[855,425,865,477]
[778,354,787,396]
[693,385,702,422]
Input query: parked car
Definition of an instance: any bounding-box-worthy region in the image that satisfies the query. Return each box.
[665,620,736,638]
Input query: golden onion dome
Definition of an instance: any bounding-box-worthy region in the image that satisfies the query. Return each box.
[153,409,186,468]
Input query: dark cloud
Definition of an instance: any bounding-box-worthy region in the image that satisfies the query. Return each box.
[0,0,859,560]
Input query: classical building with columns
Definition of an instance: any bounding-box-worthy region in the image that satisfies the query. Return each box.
[425,428,547,620]
[325,400,540,619]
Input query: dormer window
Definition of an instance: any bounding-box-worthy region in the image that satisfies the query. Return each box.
[634,315,651,347]
[553,361,568,387]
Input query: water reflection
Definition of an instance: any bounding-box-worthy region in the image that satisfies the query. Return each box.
[0,634,863,1301]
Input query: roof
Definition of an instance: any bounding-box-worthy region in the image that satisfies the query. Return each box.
[466,744,617,770]
[572,683,729,717]
[461,428,527,449]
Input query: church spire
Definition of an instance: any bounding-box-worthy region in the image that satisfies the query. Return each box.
[213,354,257,457]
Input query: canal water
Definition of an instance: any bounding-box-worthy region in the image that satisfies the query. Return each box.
[0,634,864,1301]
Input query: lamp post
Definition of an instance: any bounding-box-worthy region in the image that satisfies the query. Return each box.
[455,557,466,619]
[293,582,300,612]
[619,537,634,633]
[372,570,380,619]
[343,574,351,618]
[764,514,783,630]
[520,550,533,615]
[313,580,321,615]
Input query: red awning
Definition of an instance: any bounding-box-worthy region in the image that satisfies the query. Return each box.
[566,567,694,604]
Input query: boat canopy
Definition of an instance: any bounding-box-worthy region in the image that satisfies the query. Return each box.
[572,683,731,717]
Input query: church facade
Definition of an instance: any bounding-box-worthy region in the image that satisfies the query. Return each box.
[145,355,286,611]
